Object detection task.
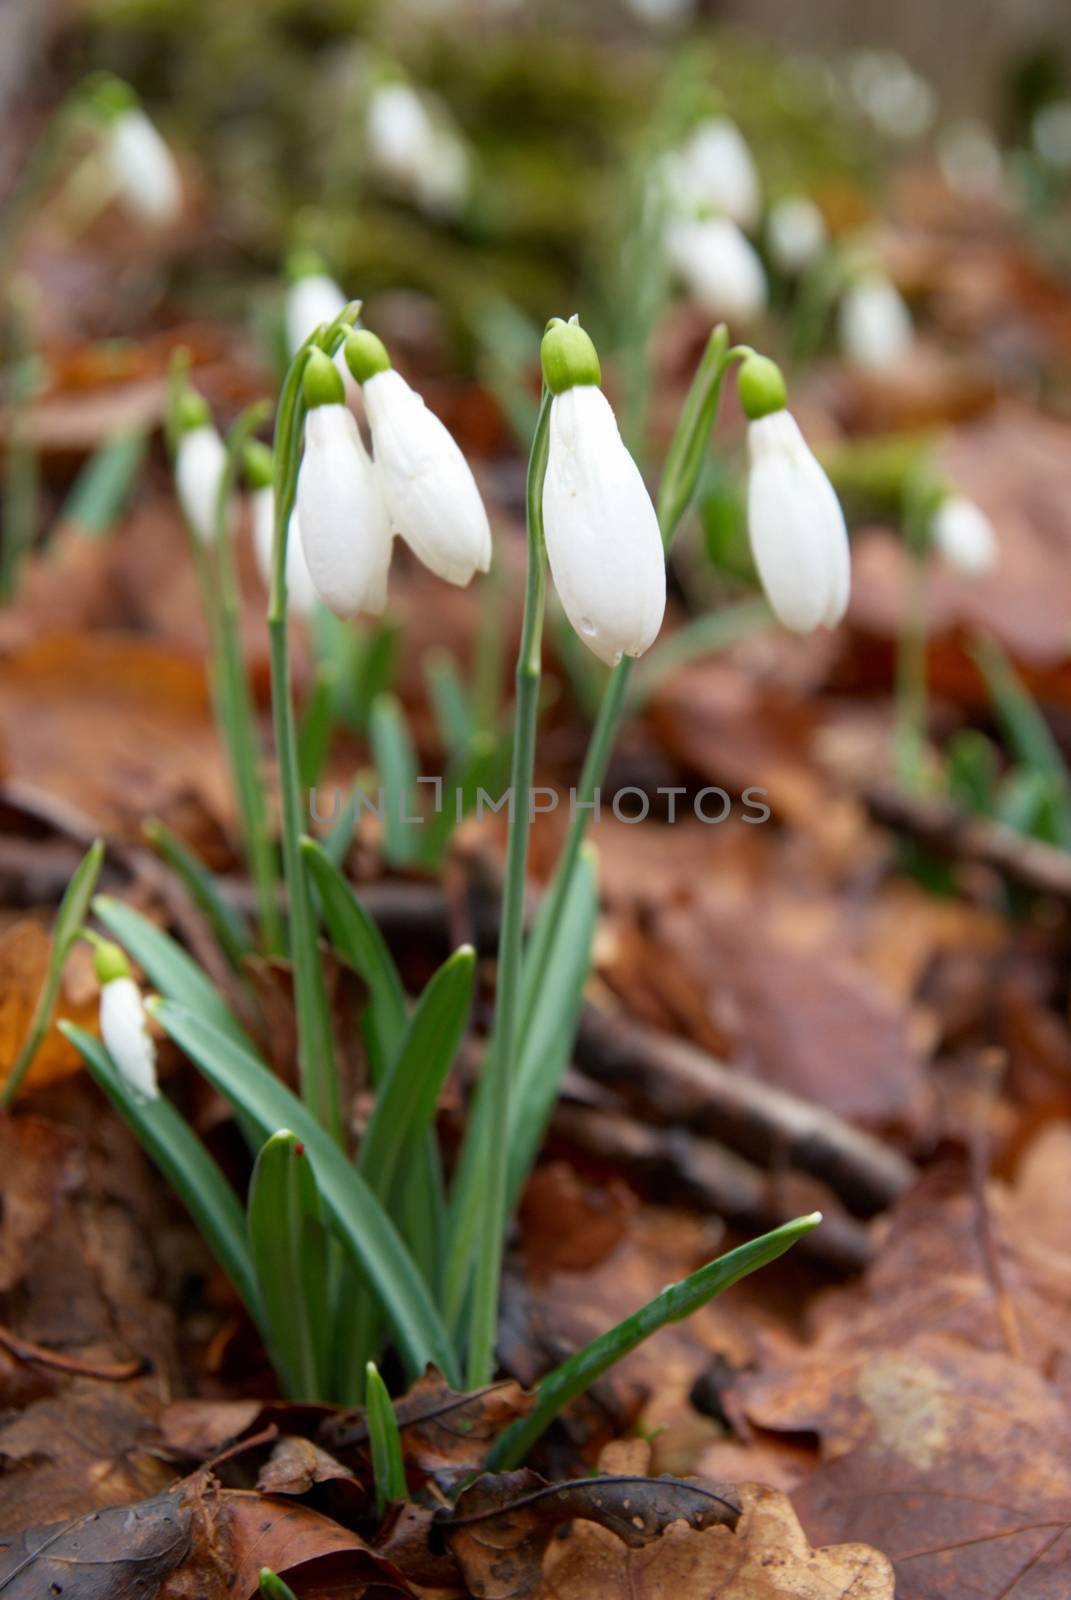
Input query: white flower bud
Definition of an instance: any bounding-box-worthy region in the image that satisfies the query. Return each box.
[361,368,491,586]
[542,385,666,668]
[285,273,347,358]
[106,107,182,224]
[366,83,469,218]
[296,404,392,617]
[175,423,228,545]
[747,409,850,633]
[666,216,767,323]
[251,486,319,617]
[932,495,998,577]
[767,195,827,275]
[838,274,913,371]
[678,117,761,230]
[100,975,159,1101]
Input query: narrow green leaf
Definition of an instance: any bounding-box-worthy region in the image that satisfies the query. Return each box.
[62,1022,263,1330]
[370,692,420,867]
[425,649,473,757]
[143,818,253,970]
[92,895,255,1050]
[301,838,407,1083]
[297,662,337,789]
[487,1213,822,1469]
[351,619,401,733]
[59,428,147,537]
[248,1130,330,1400]
[971,635,1071,846]
[2,839,104,1106]
[322,782,360,868]
[259,1570,298,1600]
[365,1360,407,1516]
[152,998,460,1385]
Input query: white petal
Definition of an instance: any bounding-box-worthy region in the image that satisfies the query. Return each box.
[543,386,666,668]
[747,411,851,634]
[367,84,436,188]
[838,276,913,371]
[285,274,347,356]
[108,108,182,224]
[297,404,392,617]
[932,495,998,577]
[666,217,767,322]
[680,117,761,229]
[766,195,827,274]
[251,486,319,617]
[100,976,159,1101]
[176,425,228,545]
[362,369,491,585]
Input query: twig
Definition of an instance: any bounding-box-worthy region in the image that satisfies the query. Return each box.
[0,1324,147,1380]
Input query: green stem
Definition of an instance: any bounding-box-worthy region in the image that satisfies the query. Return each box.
[465,388,551,1389]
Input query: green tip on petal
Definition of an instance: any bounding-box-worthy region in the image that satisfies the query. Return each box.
[540,317,601,394]
[175,386,211,434]
[244,439,275,490]
[737,353,787,421]
[302,347,345,409]
[344,329,391,384]
[82,71,138,124]
[92,938,131,985]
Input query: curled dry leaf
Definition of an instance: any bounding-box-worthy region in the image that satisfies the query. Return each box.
[439,1466,741,1600]
[538,1481,894,1600]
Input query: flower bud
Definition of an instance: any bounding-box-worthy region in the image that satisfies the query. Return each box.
[665,217,767,323]
[285,254,347,357]
[303,347,346,410]
[88,78,182,226]
[838,273,912,371]
[296,399,392,618]
[931,494,998,577]
[99,967,159,1102]
[766,195,827,275]
[354,340,491,587]
[746,409,850,633]
[541,322,665,667]
[674,117,761,230]
[366,81,469,219]
[737,353,787,421]
[246,451,319,618]
[174,392,228,545]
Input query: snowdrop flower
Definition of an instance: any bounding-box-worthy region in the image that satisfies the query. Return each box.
[838,273,913,371]
[676,117,762,230]
[296,350,392,617]
[345,330,491,586]
[89,77,181,225]
[174,390,228,545]
[932,494,998,577]
[366,82,469,218]
[849,50,935,142]
[539,318,665,668]
[285,255,348,357]
[245,441,319,617]
[741,354,850,633]
[94,940,158,1101]
[767,195,828,275]
[666,216,767,322]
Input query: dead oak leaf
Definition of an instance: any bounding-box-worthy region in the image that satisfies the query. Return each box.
[320,1367,532,1477]
[538,1482,894,1599]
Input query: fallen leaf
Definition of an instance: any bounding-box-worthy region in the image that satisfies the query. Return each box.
[320,1367,532,1478]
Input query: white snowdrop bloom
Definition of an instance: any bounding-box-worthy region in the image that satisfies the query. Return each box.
[539,320,665,668]
[932,495,998,577]
[366,82,469,217]
[99,968,158,1102]
[296,352,392,617]
[666,216,767,323]
[767,195,827,275]
[106,106,182,224]
[678,117,762,230]
[347,331,491,587]
[175,416,228,545]
[838,274,913,371]
[251,487,319,617]
[285,271,348,357]
[741,355,850,634]
[849,50,935,142]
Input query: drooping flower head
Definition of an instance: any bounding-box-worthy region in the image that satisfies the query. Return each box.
[741,353,851,633]
[539,317,666,668]
[931,493,998,578]
[345,329,491,586]
[245,441,319,617]
[670,116,762,230]
[665,216,767,323]
[284,250,348,358]
[838,272,913,371]
[87,74,182,226]
[173,387,228,545]
[296,349,392,618]
[365,80,469,219]
[93,938,158,1102]
[766,195,828,275]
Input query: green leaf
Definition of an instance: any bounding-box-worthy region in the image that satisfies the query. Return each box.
[152,998,460,1385]
[259,1570,298,1600]
[2,839,104,1106]
[971,635,1071,847]
[370,692,421,867]
[298,662,337,790]
[322,783,362,869]
[351,619,401,733]
[59,428,147,537]
[946,730,999,818]
[487,1212,822,1470]
[92,895,255,1051]
[301,838,407,1083]
[655,323,731,542]
[248,1130,330,1400]
[365,1360,407,1516]
[425,649,474,757]
[62,1022,263,1331]
[143,818,253,970]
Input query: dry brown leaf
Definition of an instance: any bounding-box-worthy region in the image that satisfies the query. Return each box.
[0,921,99,1094]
